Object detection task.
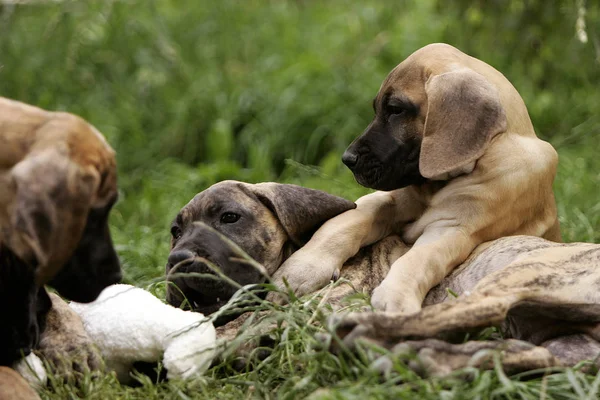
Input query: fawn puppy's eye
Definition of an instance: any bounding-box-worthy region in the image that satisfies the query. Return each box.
[386,104,405,116]
[220,212,240,224]
[171,226,182,240]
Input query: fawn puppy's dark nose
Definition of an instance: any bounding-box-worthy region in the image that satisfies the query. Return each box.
[167,250,196,270]
[342,151,358,168]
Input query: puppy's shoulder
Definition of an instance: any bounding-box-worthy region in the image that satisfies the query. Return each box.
[478,133,558,180]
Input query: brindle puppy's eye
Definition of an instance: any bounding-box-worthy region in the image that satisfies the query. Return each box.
[220,212,240,224]
[171,226,182,240]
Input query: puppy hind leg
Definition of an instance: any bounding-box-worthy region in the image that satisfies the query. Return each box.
[372,338,558,378]
[541,333,600,371]
[331,292,522,350]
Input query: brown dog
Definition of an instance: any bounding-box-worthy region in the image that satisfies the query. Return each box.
[0,97,121,369]
[330,236,600,376]
[165,181,357,318]
[268,43,560,313]
[165,182,600,374]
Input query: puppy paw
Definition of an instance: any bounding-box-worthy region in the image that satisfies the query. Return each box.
[265,290,288,305]
[326,312,380,351]
[37,293,103,381]
[38,342,102,381]
[269,250,342,301]
[370,281,421,314]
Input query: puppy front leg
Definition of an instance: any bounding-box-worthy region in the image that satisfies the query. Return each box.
[269,189,421,301]
[371,227,478,313]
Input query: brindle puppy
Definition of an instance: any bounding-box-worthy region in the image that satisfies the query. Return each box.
[166,181,600,375]
[330,237,600,376]
[165,180,357,316]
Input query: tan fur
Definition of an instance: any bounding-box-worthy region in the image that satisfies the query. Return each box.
[270,44,560,313]
[0,97,117,285]
[0,96,119,383]
[0,366,40,400]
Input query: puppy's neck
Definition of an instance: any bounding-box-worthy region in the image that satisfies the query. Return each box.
[424,161,477,181]
[411,180,447,201]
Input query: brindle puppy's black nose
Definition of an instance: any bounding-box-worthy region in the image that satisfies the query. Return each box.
[167,249,196,270]
[342,151,358,168]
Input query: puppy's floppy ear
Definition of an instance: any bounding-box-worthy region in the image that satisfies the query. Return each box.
[8,147,100,285]
[420,68,508,179]
[248,183,356,246]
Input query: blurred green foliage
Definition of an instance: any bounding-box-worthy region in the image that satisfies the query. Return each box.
[1,0,599,278]
[2,0,598,172]
[2,1,600,398]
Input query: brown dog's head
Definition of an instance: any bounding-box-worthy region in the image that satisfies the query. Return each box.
[165,181,355,317]
[0,100,121,364]
[342,43,513,190]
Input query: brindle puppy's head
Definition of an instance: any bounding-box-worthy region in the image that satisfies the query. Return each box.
[165,181,355,317]
[0,106,121,365]
[342,43,509,189]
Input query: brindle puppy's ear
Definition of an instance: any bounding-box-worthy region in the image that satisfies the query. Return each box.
[420,68,508,180]
[248,183,356,246]
[8,147,99,285]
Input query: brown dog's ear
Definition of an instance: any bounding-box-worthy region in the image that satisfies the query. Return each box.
[8,147,100,285]
[420,68,508,179]
[247,183,356,246]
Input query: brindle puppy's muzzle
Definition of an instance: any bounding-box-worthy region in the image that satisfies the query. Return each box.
[166,223,266,321]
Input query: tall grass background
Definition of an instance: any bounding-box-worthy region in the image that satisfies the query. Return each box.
[1,0,599,398]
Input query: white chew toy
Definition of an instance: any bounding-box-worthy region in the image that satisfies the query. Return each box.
[13,353,47,389]
[69,284,216,383]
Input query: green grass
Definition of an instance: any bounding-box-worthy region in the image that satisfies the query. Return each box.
[1,0,600,398]
[34,140,600,399]
[37,282,600,399]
